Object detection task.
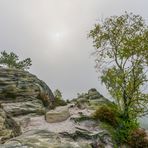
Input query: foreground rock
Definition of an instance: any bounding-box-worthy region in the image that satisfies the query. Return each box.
[46,106,70,123]
[0,78,114,148]
[1,130,93,148]
[0,108,21,144]
[0,67,55,143]
[1,119,112,148]
[0,67,55,117]
[1,101,113,147]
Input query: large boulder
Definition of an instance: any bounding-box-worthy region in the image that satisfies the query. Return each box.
[46,106,70,123]
[0,68,55,117]
[0,107,21,144]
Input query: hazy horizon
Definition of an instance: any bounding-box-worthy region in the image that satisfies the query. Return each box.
[0,0,148,99]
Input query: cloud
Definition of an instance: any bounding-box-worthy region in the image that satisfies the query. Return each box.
[0,0,147,99]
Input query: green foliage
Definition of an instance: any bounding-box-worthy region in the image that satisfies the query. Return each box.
[89,12,148,145]
[55,99,67,107]
[93,104,118,127]
[0,50,32,70]
[89,12,148,119]
[54,89,62,99]
[94,104,139,146]
[128,128,148,148]
[100,118,139,146]
[100,120,139,147]
[114,119,139,144]
[53,89,67,107]
[66,99,70,104]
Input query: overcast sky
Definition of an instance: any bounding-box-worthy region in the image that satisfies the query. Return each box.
[0,0,148,99]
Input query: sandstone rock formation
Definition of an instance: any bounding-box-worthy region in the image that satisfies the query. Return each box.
[1,105,113,148]
[77,88,109,102]
[0,70,114,148]
[73,88,112,110]
[0,108,21,144]
[0,67,55,117]
[0,67,55,143]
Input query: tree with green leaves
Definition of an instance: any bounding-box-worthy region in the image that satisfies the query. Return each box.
[53,89,67,107]
[54,89,62,100]
[0,50,32,70]
[89,12,148,121]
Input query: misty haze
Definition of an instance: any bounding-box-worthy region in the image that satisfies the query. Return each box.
[0,1,148,147]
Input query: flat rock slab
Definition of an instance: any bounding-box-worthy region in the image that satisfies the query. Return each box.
[45,106,70,123]
[23,115,75,133]
[1,130,92,148]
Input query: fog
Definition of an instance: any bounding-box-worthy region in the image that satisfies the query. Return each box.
[0,0,148,99]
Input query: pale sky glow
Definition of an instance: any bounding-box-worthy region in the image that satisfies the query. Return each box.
[55,33,62,40]
[0,0,148,99]
[50,31,68,43]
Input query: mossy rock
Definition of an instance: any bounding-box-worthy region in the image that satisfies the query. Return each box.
[0,108,21,144]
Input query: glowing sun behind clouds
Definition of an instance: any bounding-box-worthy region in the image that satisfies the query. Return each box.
[49,27,69,45]
[54,32,64,41]
[47,28,69,56]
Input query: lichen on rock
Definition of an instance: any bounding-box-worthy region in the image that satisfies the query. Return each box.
[0,67,55,117]
[0,69,115,147]
[0,108,21,144]
[0,67,55,143]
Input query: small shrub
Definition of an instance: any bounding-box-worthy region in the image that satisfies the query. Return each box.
[128,128,148,148]
[114,119,139,144]
[93,105,118,127]
[53,89,67,107]
[54,98,67,107]
[93,104,140,146]
[66,99,70,104]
